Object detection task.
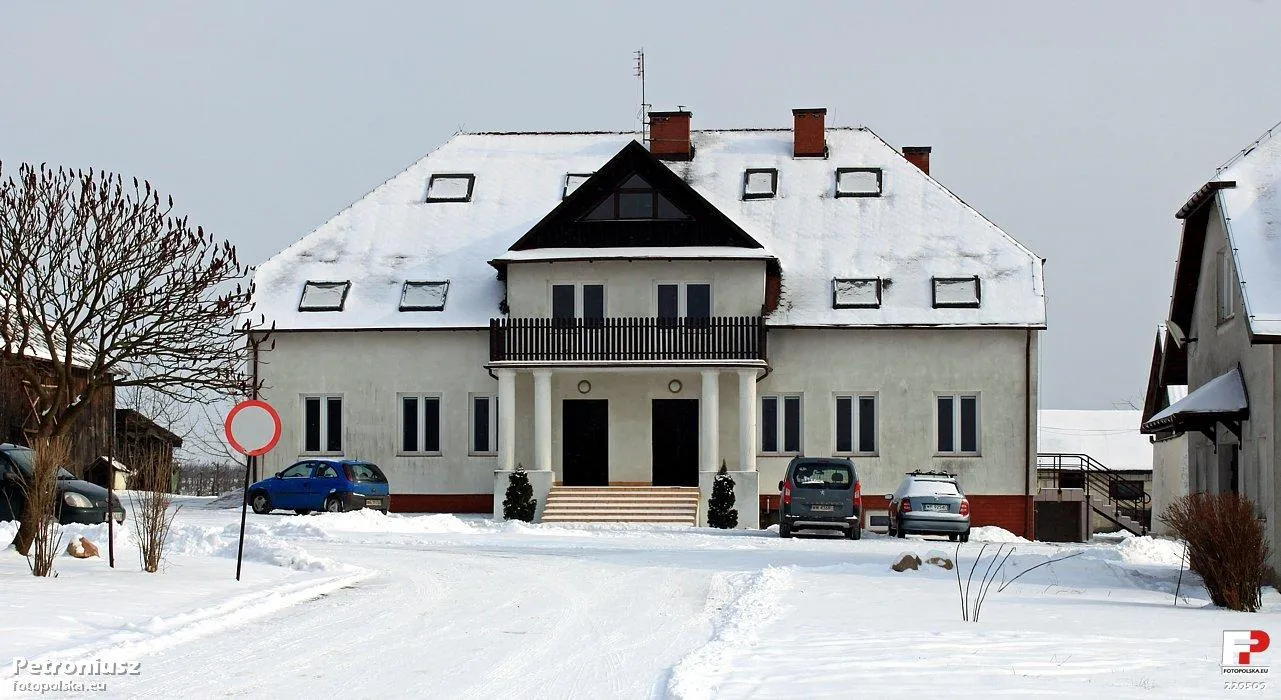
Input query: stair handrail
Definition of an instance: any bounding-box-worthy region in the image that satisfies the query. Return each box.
[1036,452,1150,534]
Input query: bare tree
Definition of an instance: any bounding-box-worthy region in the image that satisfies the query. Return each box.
[0,162,263,554]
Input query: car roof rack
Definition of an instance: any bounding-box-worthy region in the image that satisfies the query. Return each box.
[907,469,956,478]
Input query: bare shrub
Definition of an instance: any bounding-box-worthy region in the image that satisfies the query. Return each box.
[25,437,69,577]
[131,453,180,573]
[1161,492,1269,612]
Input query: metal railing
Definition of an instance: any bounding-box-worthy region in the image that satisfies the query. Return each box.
[1037,452,1151,534]
[489,316,767,363]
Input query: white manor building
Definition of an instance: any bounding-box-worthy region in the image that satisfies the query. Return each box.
[249,108,1046,532]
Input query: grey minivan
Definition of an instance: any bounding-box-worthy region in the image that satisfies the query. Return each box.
[778,457,862,539]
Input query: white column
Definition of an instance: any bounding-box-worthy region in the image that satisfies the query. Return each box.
[533,369,553,471]
[700,369,720,472]
[497,369,516,471]
[738,369,757,472]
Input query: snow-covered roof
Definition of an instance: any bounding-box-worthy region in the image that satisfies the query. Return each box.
[1144,367,1248,431]
[491,246,776,264]
[1214,122,1281,338]
[1038,410,1151,471]
[252,128,1045,330]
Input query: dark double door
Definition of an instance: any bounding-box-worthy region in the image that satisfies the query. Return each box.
[652,399,699,487]
[562,400,609,486]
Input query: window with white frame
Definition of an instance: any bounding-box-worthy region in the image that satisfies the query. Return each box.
[834,394,877,454]
[656,282,712,320]
[302,395,343,453]
[936,394,980,455]
[400,394,442,454]
[761,394,803,454]
[1218,248,1235,322]
[470,395,498,455]
[551,283,605,320]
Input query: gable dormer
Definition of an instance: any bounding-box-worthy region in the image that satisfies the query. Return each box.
[508,141,763,250]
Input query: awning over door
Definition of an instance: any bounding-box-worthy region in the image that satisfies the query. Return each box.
[1141,366,1248,438]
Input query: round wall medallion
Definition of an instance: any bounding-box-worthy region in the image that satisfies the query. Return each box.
[577,380,591,394]
[668,379,682,393]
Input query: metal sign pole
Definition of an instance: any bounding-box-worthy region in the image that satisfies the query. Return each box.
[235,453,252,581]
[106,424,115,568]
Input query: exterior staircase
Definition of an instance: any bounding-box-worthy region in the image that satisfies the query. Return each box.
[1037,453,1151,536]
[540,486,700,525]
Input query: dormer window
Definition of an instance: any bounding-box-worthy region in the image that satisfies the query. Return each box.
[832,278,881,308]
[583,174,688,221]
[298,281,350,312]
[425,174,475,202]
[932,276,981,308]
[399,281,449,311]
[743,168,778,200]
[835,167,883,198]
[563,173,593,199]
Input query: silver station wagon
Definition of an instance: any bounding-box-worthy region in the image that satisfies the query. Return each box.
[886,471,971,541]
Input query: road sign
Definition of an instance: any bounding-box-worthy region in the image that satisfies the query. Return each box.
[224,399,282,457]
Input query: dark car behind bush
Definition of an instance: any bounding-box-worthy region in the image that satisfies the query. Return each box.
[0,443,126,525]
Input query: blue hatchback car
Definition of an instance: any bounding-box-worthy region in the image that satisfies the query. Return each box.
[247,459,390,515]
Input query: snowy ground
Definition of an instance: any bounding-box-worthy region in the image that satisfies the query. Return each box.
[3,498,1279,699]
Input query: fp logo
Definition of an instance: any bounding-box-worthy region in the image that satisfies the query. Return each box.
[1223,630,1271,667]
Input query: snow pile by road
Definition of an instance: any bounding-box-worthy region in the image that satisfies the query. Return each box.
[969,525,1027,542]
[206,489,246,509]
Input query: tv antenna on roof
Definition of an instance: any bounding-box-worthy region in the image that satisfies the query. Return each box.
[635,48,650,144]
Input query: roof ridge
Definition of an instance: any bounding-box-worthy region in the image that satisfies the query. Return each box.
[1215,118,1281,175]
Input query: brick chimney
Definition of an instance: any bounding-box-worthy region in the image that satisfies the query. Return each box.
[903,146,932,175]
[648,110,693,161]
[792,108,827,158]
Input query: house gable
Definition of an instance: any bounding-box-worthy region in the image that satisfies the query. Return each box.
[508,141,764,251]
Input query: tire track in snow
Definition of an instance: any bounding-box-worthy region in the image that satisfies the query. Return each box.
[666,566,794,700]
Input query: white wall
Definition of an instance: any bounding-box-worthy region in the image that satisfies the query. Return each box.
[505,259,766,317]
[256,330,499,495]
[1149,434,1188,536]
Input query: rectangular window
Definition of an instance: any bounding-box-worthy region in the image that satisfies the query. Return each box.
[835,167,883,197]
[471,395,498,455]
[761,394,802,454]
[298,281,350,312]
[401,395,442,454]
[937,394,980,455]
[1218,248,1235,322]
[932,276,982,308]
[302,395,343,453]
[563,173,593,199]
[742,168,778,200]
[832,278,882,309]
[656,282,712,319]
[399,281,449,311]
[834,394,878,454]
[425,173,475,202]
[551,283,606,320]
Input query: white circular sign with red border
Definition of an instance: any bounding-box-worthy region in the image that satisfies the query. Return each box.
[224,400,282,457]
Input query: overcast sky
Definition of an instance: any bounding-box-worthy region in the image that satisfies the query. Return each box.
[3,1,1280,410]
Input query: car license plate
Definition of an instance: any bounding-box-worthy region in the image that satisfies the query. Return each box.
[924,504,948,512]
[365,500,382,508]
[810,504,834,512]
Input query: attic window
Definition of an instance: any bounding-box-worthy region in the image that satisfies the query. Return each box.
[563,173,593,199]
[400,281,449,311]
[425,174,475,203]
[832,278,881,308]
[582,174,688,221]
[743,168,778,200]
[932,276,981,308]
[298,281,350,312]
[835,167,883,198]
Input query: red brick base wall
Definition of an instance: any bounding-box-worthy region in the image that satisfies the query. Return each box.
[761,494,1035,539]
[391,494,493,513]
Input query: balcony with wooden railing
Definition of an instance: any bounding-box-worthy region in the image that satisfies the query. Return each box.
[489,316,767,364]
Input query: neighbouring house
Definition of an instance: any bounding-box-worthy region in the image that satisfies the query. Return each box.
[1036,409,1153,539]
[0,352,115,472]
[1141,121,1281,575]
[1142,327,1189,536]
[249,107,1046,533]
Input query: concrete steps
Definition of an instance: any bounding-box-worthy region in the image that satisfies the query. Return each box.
[541,486,699,525]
